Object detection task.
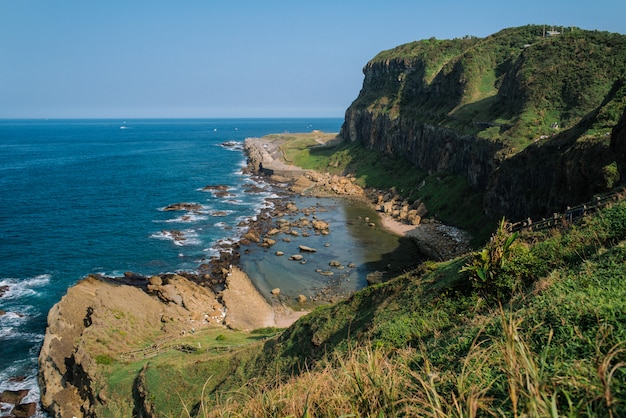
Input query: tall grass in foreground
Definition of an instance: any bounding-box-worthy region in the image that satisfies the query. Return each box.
[184,310,624,418]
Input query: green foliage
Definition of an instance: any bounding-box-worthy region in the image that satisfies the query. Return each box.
[250,327,280,335]
[95,354,114,365]
[91,199,626,417]
[460,218,519,299]
[355,26,626,147]
[294,139,495,242]
[603,162,620,189]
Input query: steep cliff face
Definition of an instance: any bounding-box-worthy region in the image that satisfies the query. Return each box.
[343,108,502,190]
[611,107,626,182]
[341,26,626,221]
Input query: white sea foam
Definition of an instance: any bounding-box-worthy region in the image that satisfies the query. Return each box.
[218,140,244,151]
[224,199,245,205]
[162,212,209,223]
[0,364,45,417]
[150,229,201,246]
[0,274,51,300]
[211,210,234,217]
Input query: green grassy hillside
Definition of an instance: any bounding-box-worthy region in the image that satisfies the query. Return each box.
[94,190,626,417]
[352,25,626,151]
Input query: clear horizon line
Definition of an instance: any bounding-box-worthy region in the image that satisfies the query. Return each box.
[0,116,346,121]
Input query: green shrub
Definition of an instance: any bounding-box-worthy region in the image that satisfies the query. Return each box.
[460,218,519,300]
[95,354,114,365]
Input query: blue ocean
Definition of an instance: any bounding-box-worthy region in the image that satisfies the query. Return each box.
[0,118,419,415]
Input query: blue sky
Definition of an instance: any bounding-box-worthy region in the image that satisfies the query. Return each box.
[1,1,624,119]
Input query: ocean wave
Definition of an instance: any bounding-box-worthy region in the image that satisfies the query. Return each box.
[0,328,44,344]
[150,229,202,246]
[0,366,44,417]
[161,212,210,223]
[217,140,244,151]
[0,274,51,300]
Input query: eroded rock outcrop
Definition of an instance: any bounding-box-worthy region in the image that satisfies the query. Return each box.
[38,274,224,418]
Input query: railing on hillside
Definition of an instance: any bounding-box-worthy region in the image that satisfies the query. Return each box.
[119,335,178,360]
[509,188,625,233]
[118,333,240,361]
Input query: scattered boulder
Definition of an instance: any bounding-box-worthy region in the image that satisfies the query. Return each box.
[366,271,385,285]
[297,294,307,303]
[271,288,281,296]
[289,254,304,261]
[243,231,261,243]
[311,220,329,231]
[299,245,317,253]
[262,238,277,247]
[148,276,162,286]
[275,251,284,256]
[11,402,37,418]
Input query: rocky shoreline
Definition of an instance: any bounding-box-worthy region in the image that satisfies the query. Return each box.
[34,133,472,418]
[243,136,472,261]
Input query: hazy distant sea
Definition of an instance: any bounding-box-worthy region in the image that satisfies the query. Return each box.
[0,118,419,415]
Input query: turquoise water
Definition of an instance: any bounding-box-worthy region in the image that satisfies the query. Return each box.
[0,118,421,414]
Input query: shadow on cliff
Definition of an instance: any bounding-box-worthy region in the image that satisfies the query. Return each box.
[485,79,626,221]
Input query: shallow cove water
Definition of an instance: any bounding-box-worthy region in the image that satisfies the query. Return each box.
[239,195,423,304]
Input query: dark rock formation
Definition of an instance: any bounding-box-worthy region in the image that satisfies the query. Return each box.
[610,107,626,184]
[342,110,503,190]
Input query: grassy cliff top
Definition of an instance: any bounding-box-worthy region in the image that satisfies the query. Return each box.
[353,25,626,150]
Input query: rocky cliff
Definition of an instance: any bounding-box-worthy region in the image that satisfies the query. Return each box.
[342,109,502,190]
[38,274,224,417]
[341,26,626,221]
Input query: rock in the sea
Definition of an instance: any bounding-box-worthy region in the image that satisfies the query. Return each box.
[243,231,261,243]
[289,254,304,261]
[263,238,277,247]
[299,245,317,252]
[275,251,284,256]
[202,184,229,191]
[0,389,29,405]
[271,288,281,296]
[297,294,307,303]
[11,402,37,418]
[163,202,203,211]
[312,220,329,231]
